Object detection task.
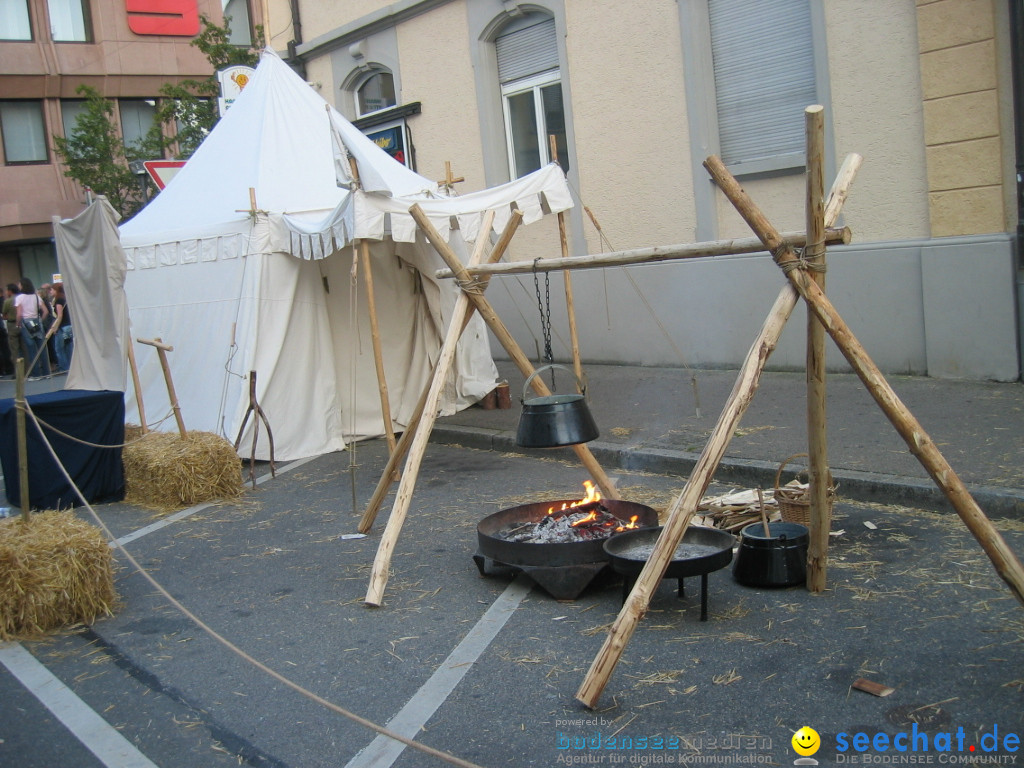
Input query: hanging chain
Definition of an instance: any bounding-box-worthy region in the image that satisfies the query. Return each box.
[532,259,555,388]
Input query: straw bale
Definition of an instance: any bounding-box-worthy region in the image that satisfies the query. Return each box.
[123,430,244,511]
[0,511,117,640]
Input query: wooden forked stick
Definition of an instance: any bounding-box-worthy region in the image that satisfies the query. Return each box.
[136,337,186,437]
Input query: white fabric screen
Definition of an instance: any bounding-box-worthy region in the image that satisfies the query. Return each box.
[708,0,816,169]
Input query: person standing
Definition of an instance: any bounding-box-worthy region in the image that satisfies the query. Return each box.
[51,282,73,373]
[14,277,51,380]
[2,283,20,372]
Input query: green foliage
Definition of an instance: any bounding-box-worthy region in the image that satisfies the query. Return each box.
[52,15,264,219]
[52,86,147,218]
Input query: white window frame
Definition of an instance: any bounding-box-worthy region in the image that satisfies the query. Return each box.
[355,70,397,119]
[501,68,560,179]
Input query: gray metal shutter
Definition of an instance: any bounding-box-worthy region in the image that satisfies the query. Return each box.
[709,0,816,167]
[496,17,558,85]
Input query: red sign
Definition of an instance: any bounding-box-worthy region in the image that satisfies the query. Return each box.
[126,0,199,36]
[143,160,187,189]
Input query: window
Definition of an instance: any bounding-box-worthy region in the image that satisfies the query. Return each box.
[60,99,87,138]
[0,101,48,164]
[119,99,158,152]
[495,15,567,178]
[356,71,396,117]
[222,0,251,46]
[47,0,91,41]
[708,0,816,173]
[1,0,32,40]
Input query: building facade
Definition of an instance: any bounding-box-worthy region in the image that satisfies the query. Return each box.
[266,0,1021,380]
[0,0,263,291]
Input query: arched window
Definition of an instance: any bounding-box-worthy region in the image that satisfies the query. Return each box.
[356,71,397,118]
[495,14,566,178]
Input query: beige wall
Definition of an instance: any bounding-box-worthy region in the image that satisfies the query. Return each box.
[396,2,488,191]
[563,0,697,252]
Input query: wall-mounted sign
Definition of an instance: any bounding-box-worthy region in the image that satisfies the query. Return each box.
[217,66,256,115]
[367,121,409,168]
[126,0,199,36]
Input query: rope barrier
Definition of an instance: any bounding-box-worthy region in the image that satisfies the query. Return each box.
[13,402,176,449]
[16,398,488,768]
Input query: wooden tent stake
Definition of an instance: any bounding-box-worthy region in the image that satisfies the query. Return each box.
[550,134,583,386]
[365,210,510,606]
[576,153,863,709]
[357,211,500,533]
[126,339,148,434]
[137,337,186,437]
[804,105,830,592]
[435,228,850,279]
[703,154,1024,607]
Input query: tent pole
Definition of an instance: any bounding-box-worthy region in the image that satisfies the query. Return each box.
[357,211,500,533]
[365,210,512,606]
[549,135,583,387]
[347,157,398,456]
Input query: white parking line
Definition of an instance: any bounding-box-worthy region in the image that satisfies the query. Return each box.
[344,575,533,768]
[0,642,158,768]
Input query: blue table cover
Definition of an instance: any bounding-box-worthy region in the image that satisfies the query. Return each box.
[0,389,125,509]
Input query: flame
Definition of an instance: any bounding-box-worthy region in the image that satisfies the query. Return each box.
[614,515,640,532]
[547,480,602,516]
[571,511,598,527]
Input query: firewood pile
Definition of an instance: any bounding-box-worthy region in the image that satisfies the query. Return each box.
[694,486,798,532]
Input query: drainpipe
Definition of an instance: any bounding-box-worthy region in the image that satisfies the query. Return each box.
[1011,0,1024,378]
[286,0,306,79]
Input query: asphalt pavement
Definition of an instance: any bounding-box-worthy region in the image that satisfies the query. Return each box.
[1,364,1023,768]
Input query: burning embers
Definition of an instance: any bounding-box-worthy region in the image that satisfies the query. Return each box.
[498,481,640,544]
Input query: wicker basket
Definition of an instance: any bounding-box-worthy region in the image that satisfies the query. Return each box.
[772,453,836,526]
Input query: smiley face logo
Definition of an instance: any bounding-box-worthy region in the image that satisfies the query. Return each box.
[792,726,821,757]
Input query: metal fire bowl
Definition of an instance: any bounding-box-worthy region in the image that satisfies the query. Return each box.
[603,525,736,580]
[477,499,659,568]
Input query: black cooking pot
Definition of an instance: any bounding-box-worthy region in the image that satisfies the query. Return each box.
[732,521,808,588]
[516,364,599,448]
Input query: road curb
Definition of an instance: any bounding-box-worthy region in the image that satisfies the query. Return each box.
[429,425,1024,521]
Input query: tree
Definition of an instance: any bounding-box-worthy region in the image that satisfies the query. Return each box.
[52,15,263,219]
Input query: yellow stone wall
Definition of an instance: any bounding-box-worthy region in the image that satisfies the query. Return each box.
[917,0,1007,236]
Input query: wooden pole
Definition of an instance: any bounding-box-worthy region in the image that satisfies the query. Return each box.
[360,239,398,455]
[137,337,186,437]
[348,155,398,456]
[409,204,621,501]
[576,153,864,708]
[357,211,500,532]
[804,105,830,592]
[434,228,851,279]
[126,339,148,434]
[365,211,507,606]
[703,154,1024,607]
[550,135,583,387]
[15,358,30,520]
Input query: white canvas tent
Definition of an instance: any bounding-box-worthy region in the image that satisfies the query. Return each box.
[119,49,573,460]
